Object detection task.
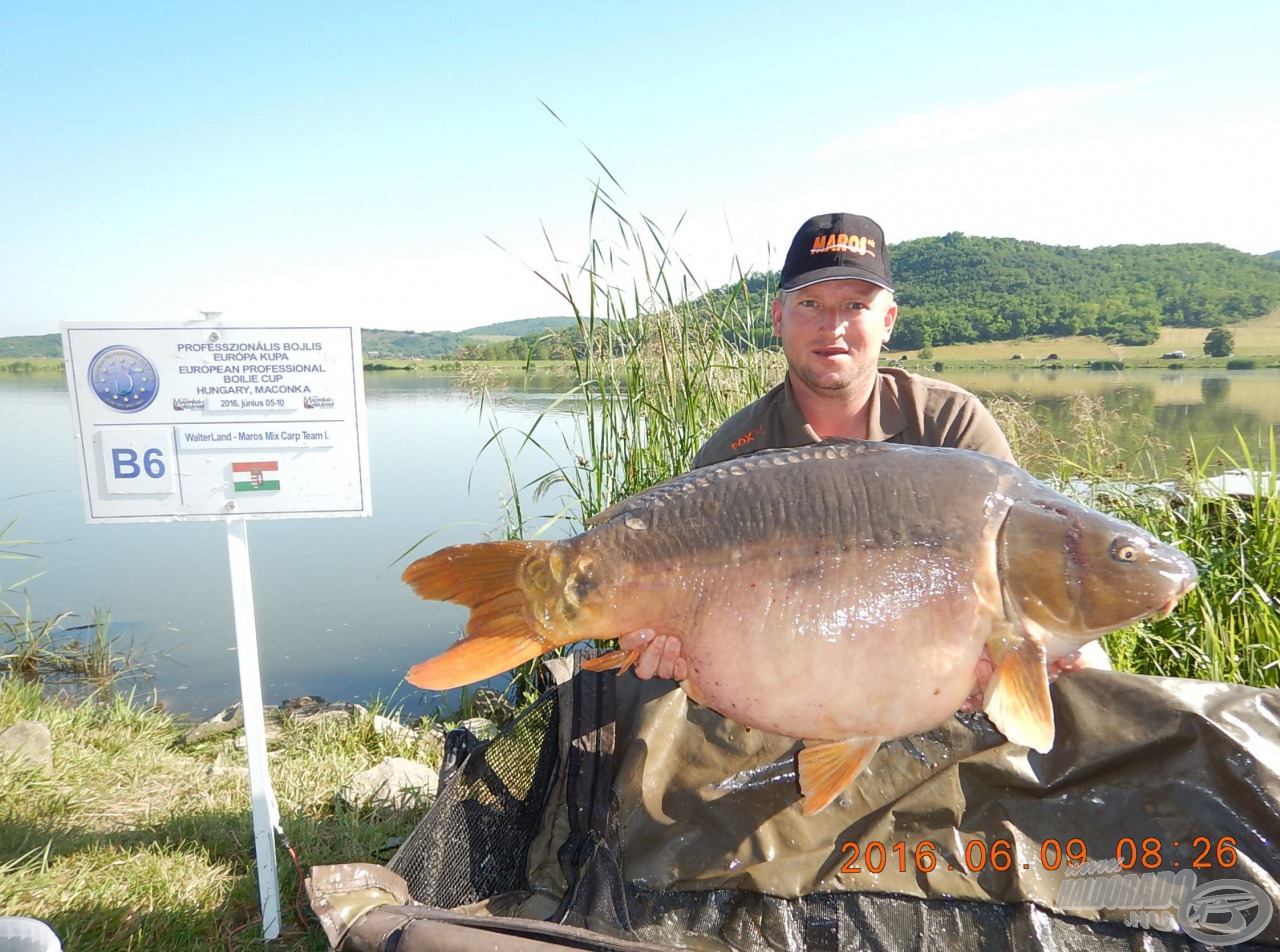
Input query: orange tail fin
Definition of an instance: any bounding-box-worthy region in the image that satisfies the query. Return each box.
[402,541,555,690]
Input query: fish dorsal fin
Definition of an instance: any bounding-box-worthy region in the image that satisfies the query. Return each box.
[585,497,632,527]
[797,737,883,816]
[983,630,1055,753]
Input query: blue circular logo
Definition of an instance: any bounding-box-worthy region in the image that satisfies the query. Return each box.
[88,345,159,413]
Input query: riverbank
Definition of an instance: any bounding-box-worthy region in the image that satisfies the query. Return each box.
[0,677,508,950]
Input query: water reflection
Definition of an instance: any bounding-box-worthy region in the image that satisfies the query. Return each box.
[944,367,1277,474]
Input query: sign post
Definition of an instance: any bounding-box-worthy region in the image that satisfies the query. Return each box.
[62,316,372,941]
[225,516,283,937]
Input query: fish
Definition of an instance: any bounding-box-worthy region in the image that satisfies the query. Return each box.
[402,440,1197,815]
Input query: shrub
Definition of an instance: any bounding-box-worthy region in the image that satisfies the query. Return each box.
[1204,327,1235,358]
[1226,359,1257,370]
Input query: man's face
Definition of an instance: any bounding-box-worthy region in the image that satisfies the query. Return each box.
[771,278,897,396]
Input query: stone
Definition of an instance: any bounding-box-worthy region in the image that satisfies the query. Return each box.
[338,757,439,811]
[183,695,415,746]
[371,714,414,740]
[426,716,497,745]
[0,720,54,778]
[182,702,246,745]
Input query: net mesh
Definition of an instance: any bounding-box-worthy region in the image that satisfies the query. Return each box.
[388,690,560,909]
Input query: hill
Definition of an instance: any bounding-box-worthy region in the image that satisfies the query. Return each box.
[5,244,1278,359]
[360,327,470,359]
[0,318,577,361]
[463,316,576,338]
[706,237,1280,350]
[0,334,61,358]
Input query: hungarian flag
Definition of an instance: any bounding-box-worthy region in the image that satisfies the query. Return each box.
[232,461,280,492]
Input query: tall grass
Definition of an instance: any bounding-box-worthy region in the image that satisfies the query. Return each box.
[501,189,781,527]
[1,521,146,693]
[1098,434,1280,686]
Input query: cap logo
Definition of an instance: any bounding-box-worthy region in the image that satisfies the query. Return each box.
[810,233,876,257]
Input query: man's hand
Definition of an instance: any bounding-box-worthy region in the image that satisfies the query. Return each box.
[617,629,687,681]
[958,639,1112,713]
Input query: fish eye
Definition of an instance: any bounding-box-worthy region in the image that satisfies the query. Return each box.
[1111,539,1139,562]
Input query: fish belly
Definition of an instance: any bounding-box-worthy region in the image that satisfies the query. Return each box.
[663,546,996,742]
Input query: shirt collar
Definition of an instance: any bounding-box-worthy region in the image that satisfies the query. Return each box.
[782,369,908,443]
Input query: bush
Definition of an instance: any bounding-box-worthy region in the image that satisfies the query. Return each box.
[1089,359,1125,371]
[1226,359,1257,370]
[1204,327,1235,358]
[932,361,945,373]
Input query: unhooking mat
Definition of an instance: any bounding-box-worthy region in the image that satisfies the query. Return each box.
[308,660,1280,950]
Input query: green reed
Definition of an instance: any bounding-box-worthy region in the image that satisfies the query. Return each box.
[508,188,781,528]
[1,520,146,692]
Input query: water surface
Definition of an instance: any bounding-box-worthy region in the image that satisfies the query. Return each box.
[2,366,1276,717]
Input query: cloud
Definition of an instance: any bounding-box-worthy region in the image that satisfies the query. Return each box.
[817,77,1156,159]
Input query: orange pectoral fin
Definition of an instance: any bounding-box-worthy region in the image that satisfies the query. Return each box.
[580,649,641,674]
[796,737,884,816]
[407,623,550,690]
[983,637,1055,753]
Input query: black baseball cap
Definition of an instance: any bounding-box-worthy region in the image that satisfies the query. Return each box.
[778,212,894,293]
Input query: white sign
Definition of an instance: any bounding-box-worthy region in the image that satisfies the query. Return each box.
[61,321,371,523]
[62,317,374,940]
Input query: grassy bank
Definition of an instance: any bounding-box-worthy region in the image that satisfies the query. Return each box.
[0,678,443,950]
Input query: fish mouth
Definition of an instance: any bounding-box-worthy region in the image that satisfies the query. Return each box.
[1155,574,1198,619]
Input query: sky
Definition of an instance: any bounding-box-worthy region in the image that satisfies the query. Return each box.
[2,1,1278,337]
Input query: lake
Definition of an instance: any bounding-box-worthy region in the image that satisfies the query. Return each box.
[2,365,1277,718]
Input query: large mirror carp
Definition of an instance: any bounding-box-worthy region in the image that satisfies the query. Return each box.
[403,440,1197,815]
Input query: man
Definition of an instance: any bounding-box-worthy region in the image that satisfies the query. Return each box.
[693,211,1012,469]
[621,212,1108,684]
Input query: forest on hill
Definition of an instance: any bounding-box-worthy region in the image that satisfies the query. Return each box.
[465,316,577,337]
[887,235,1280,349]
[703,235,1280,351]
